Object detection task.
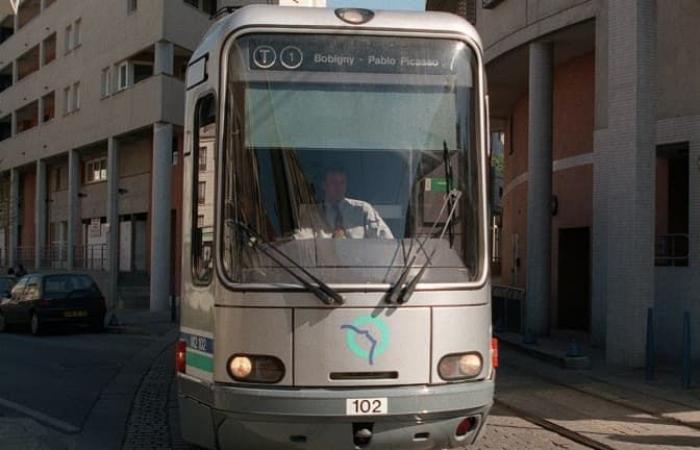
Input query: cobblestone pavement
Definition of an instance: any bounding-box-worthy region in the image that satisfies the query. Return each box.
[122,343,179,450]
[472,404,589,450]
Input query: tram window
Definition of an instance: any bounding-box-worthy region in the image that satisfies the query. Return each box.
[192,94,216,284]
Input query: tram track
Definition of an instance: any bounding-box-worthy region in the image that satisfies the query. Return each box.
[493,359,700,450]
[494,399,615,450]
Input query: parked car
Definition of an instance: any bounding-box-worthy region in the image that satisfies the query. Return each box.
[0,273,106,335]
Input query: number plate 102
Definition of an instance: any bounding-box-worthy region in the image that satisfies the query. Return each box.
[346,398,388,416]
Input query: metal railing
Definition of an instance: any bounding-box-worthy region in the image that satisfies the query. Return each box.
[40,244,69,270]
[73,244,109,271]
[655,234,689,267]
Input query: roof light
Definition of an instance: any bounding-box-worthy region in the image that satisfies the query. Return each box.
[335,8,374,25]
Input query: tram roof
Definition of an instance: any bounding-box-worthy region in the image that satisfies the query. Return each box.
[191,4,483,65]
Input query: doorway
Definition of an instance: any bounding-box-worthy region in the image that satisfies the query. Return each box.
[557,227,591,331]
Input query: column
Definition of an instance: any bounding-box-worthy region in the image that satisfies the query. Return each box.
[525,41,553,337]
[107,138,120,309]
[150,123,172,312]
[154,41,174,77]
[35,160,46,268]
[601,0,656,366]
[8,168,19,268]
[67,149,80,269]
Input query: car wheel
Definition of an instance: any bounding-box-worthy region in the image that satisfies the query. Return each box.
[0,312,6,333]
[30,312,43,336]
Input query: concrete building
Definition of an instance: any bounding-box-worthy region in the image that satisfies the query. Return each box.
[0,0,270,311]
[481,0,699,366]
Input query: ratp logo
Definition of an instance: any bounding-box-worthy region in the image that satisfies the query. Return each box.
[341,315,390,365]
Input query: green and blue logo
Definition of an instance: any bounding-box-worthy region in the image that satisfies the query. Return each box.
[341,315,390,365]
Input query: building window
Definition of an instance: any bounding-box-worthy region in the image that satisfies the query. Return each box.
[63,86,71,114]
[64,24,72,54]
[101,67,111,97]
[127,0,138,13]
[199,147,207,171]
[41,91,55,122]
[72,82,80,111]
[118,61,130,90]
[85,158,107,183]
[42,33,57,65]
[73,19,81,48]
[197,215,204,228]
[198,181,206,204]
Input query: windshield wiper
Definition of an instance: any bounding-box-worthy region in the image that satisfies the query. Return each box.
[231,219,344,305]
[385,189,462,305]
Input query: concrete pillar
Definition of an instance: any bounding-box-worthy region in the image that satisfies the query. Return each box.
[34,160,46,268]
[150,123,172,312]
[600,0,656,366]
[525,41,553,336]
[107,138,120,308]
[67,149,80,269]
[8,168,19,268]
[154,41,174,77]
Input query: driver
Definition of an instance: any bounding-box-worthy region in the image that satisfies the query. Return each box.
[320,168,394,239]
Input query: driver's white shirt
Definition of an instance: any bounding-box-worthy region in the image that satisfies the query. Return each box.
[295,198,394,239]
[323,198,394,239]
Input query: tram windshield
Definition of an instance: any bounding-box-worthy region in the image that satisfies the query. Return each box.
[221,33,482,286]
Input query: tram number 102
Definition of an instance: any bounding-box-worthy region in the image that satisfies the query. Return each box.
[346,398,388,416]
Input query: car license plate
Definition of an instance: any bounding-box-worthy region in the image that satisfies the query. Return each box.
[64,311,87,318]
[346,398,388,416]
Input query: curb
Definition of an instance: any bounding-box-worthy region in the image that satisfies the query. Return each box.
[75,329,178,450]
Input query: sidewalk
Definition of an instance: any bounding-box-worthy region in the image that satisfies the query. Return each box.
[105,309,177,337]
[497,332,700,434]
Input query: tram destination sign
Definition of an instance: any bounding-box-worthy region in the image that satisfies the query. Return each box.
[244,34,468,76]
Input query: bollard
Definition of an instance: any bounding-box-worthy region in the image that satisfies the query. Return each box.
[645,307,655,381]
[682,311,691,389]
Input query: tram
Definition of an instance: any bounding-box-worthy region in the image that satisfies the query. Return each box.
[177,5,495,449]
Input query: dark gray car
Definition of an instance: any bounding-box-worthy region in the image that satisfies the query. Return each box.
[0,273,106,336]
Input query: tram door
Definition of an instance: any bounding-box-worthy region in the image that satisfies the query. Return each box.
[557,227,590,331]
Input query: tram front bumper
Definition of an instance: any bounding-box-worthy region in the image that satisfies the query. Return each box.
[178,374,494,450]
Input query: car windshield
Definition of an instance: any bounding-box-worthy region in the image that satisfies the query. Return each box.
[43,275,100,298]
[221,33,481,286]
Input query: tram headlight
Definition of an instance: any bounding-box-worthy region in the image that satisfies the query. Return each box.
[227,354,285,383]
[438,352,483,381]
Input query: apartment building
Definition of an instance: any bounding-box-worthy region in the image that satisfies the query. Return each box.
[480,0,700,366]
[0,0,270,311]
[0,0,471,312]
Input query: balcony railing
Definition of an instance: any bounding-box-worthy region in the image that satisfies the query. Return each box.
[655,234,689,267]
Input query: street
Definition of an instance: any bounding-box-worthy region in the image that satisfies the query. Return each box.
[4,327,698,450]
